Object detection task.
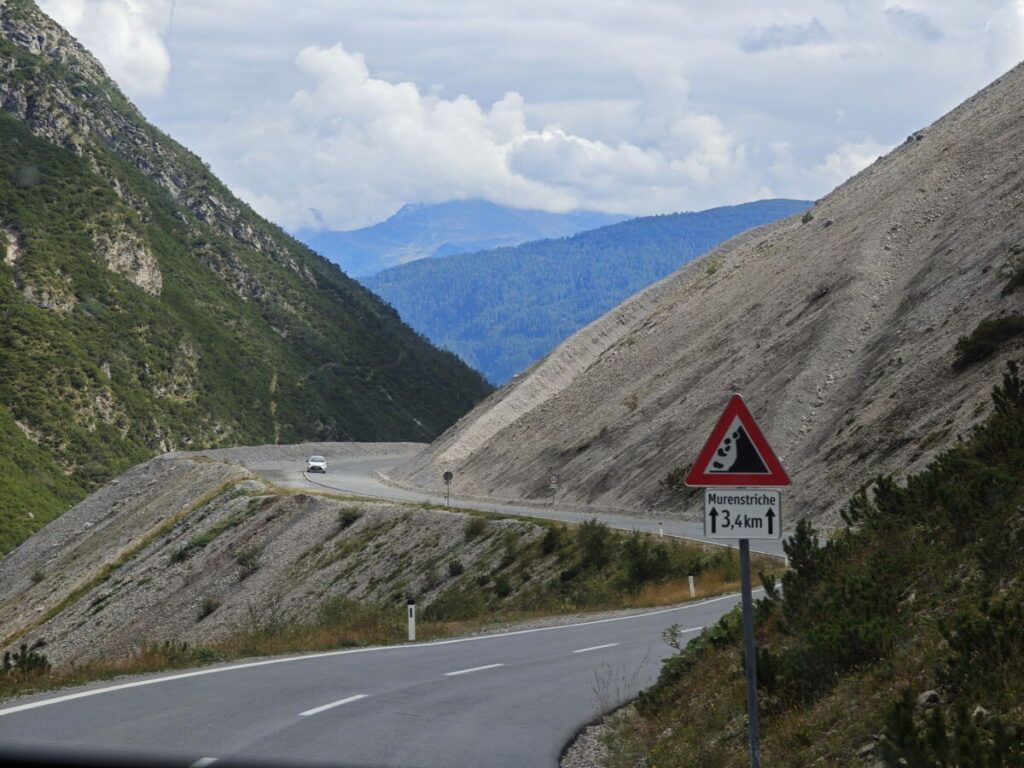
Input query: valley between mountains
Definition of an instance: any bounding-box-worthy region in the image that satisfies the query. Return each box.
[6,0,1024,765]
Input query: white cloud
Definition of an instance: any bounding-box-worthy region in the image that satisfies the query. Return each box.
[817,137,893,182]
[741,18,830,53]
[210,43,771,229]
[31,1,1024,230]
[39,0,172,98]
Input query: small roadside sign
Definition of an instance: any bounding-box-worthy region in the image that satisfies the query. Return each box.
[442,471,453,507]
[549,474,559,487]
[685,394,790,487]
[703,489,781,540]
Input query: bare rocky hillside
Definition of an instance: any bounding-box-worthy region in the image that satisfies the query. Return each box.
[0,444,546,667]
[393,62,1024,532]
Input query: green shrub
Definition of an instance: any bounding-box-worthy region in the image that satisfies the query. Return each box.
[1000,248,1024,295]
[422,585,487,622]
[623,531,670,588]
[234,547,261,579]
[447,559,464,577]
[881,690,1024,767]
[493,575,512,598]
[953,315,1024,368]
[198,597,220,620]
[540,526,562,554]
[2,640,50,677]
[464,516,487,539]
[577,518,612,570]
[337,507,361,530]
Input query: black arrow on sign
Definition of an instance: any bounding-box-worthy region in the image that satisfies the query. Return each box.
[709,507,719,534]
[765,508,775,535]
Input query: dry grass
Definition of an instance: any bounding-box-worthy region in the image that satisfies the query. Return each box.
[629,574,732,606]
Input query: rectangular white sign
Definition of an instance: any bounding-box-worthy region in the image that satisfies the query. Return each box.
[703,489,782,540]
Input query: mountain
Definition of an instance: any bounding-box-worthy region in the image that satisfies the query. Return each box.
[362,199,812,384]
[391,61,1024,533]
[293,199,628,276]
[0,0,491,555]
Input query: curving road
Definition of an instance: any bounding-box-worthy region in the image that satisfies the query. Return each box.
[0,593,751,767]
[0,447,780,767]
[253,449,787,558]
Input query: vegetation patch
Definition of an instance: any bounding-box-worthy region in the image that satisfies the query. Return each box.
[604,360,1024,766]
[953,314,1024,368]
[170,515,243,563]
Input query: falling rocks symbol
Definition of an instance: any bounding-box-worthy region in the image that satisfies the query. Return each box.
[710,419,769,474]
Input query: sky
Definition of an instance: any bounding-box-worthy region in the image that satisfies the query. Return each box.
[37,0,1024,232]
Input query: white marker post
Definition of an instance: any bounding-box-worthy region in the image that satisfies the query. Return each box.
[688,574,695,598]
[407,599,416,642]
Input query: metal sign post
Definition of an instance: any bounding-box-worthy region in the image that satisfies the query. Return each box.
[685,393,790,768]
[739,538,761,768]
[442,471,453,507]
[548,474,559,503]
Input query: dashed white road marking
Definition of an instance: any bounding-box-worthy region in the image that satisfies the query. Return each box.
[0,592,753,719]
[444,663,505,677]
[299,694,369,717]
[190,758,218,768]
[572,643,620,654]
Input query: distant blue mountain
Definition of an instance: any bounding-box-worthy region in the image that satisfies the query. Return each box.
[361,199,813,384]
[293,200,629,276]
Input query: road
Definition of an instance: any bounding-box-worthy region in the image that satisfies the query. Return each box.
[253,450,787,558]
[0,593,750,767]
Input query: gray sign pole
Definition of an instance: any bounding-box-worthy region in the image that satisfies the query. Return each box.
[739,538,761,768]
[443,471,453,507]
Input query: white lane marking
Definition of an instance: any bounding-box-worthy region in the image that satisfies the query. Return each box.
[298,694,368,717]
[572,643,620,654]
[0,591,754,718]
[444,664,504,677]
[190,759,218,768]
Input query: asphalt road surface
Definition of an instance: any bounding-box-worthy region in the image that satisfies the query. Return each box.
[254,450,787,558]
[0,593,749,768]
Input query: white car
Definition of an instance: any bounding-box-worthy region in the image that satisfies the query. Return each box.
[306,455,327,473]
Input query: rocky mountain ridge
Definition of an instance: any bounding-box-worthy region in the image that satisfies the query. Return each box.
[392,61,1024,532]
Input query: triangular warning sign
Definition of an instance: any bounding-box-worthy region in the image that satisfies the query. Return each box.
[685,394,790,487]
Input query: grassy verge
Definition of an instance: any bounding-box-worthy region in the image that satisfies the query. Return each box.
[1,523,783,703]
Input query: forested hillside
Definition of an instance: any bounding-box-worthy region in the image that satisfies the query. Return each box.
[362,199,810,383]
[0,1,491,554]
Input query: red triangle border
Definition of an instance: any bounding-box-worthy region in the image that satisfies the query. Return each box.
[684,394,791,487]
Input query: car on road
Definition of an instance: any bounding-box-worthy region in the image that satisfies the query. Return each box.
[306,455,327,473]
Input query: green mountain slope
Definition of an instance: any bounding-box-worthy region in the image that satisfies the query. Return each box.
[0,1,491,554]
[362,199,811,384]
[609,361,1024,765]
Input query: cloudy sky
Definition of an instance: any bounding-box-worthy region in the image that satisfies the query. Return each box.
[38,0,1024,231]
